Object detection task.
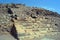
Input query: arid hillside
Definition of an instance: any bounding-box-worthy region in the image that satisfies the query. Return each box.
[0,4,60,40]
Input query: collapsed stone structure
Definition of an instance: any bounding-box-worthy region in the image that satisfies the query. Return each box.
[0,4,60,40]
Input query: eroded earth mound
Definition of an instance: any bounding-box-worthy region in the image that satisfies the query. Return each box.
[0,4,60,40]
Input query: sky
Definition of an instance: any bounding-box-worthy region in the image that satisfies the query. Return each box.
[0,0,60,14]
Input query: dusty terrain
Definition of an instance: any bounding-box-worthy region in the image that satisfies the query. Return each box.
[0,4,60,40]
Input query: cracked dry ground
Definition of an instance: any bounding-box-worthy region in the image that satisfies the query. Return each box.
[0,5,60,40]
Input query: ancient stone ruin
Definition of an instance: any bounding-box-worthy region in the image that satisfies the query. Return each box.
[0,4,60,40]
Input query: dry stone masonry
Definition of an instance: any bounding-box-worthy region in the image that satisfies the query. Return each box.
[0,4,60,40]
